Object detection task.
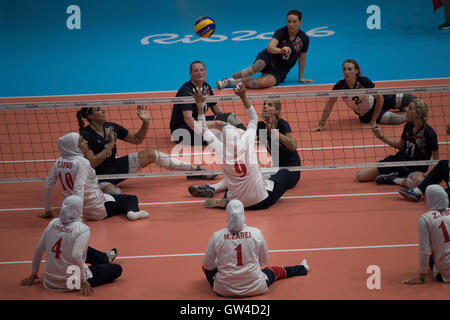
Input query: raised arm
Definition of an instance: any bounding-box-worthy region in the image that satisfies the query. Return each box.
[122,105,150,145]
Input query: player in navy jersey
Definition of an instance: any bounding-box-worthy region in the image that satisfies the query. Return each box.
[216,10,313,90]
[188,99,301,201]
[77,105,216,195]
[356,98,439,188]
[399,124,450,202]
[311,59,415,131]
[170,61,245,145]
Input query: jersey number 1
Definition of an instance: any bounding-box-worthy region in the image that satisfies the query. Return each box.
[58,172,74,191]
[234,244,243,266]
[439,221,450,243]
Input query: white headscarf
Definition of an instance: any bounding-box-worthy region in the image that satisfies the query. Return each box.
[425,184,449,211]
[58,195,83,225]
[57,132,83,160]
[226,199,246,233]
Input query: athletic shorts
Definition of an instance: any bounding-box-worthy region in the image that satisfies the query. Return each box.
[377,153,429,177]
[255,50,288,85]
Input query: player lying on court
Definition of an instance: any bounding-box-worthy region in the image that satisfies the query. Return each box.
[191,83,295,210]
[41,132,150,222]
[311,59,415,131]
[77,105,215,195]
[402,185,450,284]
[21,196,122,296]
[399,124,450,201]
[216,10,313,90]
[188,99,301,198]
[356,98,439,188]
[202,199,310,297]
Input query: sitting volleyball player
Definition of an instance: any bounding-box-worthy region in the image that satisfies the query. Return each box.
[202,199,310,297]
[402,185,450,284]
[21,196,122,296]
[41,132,149,222]
[77,105,215,196]
[188,99,301,198]
[191,83,294,210]
[356,98,439,188]
[399,124,450,202]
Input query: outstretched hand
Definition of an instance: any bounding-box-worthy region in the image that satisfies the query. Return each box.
[137,105,150,123]
[233,82,246,97]
[191,86,207,105]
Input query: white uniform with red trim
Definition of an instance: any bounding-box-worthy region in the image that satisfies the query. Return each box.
[44,132,111,220]
[418,185,450,282]
[32,195,92,291]
[200,106,273,207]
[203,199,270,297]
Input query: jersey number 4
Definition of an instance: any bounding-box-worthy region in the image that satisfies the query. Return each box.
[58,172,74,191]
[51,237,63,259]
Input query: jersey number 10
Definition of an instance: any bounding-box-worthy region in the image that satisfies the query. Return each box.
[58,172,75,191]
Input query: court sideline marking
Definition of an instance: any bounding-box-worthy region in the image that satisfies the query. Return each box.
[0,191,401,212]
[0,243,419,265]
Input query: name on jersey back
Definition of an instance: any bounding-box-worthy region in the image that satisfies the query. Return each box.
[224,232,252,240]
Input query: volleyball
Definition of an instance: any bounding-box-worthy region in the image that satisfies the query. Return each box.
[194,16,216,38]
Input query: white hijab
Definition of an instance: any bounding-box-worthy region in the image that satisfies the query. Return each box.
[57,132,83,160]
[226,199,246,233]
[58,195,83,225]
[425,184,449,211]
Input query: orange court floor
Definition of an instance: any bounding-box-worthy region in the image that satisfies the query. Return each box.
[0,79,449,301]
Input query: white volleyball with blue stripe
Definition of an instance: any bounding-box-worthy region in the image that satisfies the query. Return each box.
[194,16,216,38]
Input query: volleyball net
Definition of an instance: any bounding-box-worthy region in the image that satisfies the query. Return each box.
[0,85,449,183]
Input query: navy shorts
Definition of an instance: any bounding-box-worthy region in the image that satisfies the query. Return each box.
[377,153,429,177]
[255,50,288,85]
[98,155,130,185]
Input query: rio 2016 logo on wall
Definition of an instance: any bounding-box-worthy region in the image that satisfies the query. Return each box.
[140,27,334,45]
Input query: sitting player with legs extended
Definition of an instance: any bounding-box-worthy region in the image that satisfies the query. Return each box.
[21,195,123,296]
[311,59,415,131]
[41,132,150,222]
[170,60,246,145]
[216,10,313,90]
[202,199,310,297]
[356,98,439,188]
[402,185,450,284]
[399,124,450,201]
[191,83,295,210]
[188,99,301,198]
[77,105,215,195]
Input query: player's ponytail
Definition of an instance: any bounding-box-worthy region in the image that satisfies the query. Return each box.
[76,107,91,131]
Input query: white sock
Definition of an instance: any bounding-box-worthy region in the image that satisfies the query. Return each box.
[413,187,423,195]
[300,259,310,272]
[127,210,150,221]
[393,178,406,186]
[154,151,197,171]
[210,179,227,193]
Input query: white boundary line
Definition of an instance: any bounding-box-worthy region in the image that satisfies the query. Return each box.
[0,191,398,212]
[0,243,419,265]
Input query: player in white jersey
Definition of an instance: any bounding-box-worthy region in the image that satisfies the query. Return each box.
[21,195,122,295]
[192,83,293,210]
[202,199,309,297]
[41,132,149,221]
[402,185,450,284]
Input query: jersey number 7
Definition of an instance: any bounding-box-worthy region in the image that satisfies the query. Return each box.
[234,163,247,177]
